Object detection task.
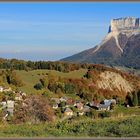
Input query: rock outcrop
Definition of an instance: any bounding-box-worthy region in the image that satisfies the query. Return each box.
[109,17,140,33]
[97,71,133,93]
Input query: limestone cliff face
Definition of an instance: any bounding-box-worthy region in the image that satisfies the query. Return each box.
[110,17,140,33]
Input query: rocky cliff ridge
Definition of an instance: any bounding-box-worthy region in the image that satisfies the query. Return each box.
[109,17,140,33]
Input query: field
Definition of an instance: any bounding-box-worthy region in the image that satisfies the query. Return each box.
[15,69,87,94]
[0,116,140,137]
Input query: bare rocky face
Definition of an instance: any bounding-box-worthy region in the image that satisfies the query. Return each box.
[110,17,140,33]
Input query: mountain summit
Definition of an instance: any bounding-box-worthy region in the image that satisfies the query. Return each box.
[61,17,140,69]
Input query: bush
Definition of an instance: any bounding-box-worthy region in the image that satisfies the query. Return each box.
[86,109,98,119]
[99,111,111,118]
[34,83,43,90]
[5,70,24,87]
[13,95,55,124]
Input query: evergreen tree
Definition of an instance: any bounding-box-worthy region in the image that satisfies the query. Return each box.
[132,92,138,107]
[137,90,140,106]
[34,83,43,90]
[125,92,133,106]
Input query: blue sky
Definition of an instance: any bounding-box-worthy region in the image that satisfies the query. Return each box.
[0,2,140,61]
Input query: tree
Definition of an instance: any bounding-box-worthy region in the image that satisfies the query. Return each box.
[34,83,43,90]
[13,95,55,124]
[59,101,66,108]
[40,77,49,88]
[84,70,92,79]
[110,102,115,110]
[48,82,57,93]
[125,92,133,106]
[64,83,75,94]
[5,70,24,87]
[99,111,111,118]
[137,90,140,106]
[86,109,98,119]
[10,71,24,87]
[56,88,63,96]
[132,91,138,107]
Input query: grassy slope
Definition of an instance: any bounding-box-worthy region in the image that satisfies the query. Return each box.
[15,69,87,94]
[0,116,140,137]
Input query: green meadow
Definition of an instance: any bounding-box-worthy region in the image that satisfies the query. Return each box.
[15,69,87,94]
[0,116,140,137]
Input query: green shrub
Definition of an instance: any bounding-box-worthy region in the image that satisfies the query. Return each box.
[99,111,111,118]
[34,83,43,90]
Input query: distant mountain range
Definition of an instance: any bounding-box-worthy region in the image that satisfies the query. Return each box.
[61,17,140,69]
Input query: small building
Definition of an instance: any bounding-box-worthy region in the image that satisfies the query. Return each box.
[89,101,94,107]
[7,100,14,108]
[83,105,91,113]
[76,102,84,110]
[103,99,116,106]
[3,87,12,92]
[98,104,110,111]
[77,105,91,116]
[64,108,73,116]
[0,86,4,92]
[53,104,58,109]
[22,102,28,107]
[0,101,7,109]
[15,93,23,101]
[90,101,100,110]
[21,92,26,97]
[78,111,84,116]
[7,100,14,116]
[74,101,84,110]
[66,98,74,106]
[60,97,68,102]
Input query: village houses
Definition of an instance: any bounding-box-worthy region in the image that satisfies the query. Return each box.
[51,96,117,118]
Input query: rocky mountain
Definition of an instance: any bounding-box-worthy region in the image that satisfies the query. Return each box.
[61,17,140,69]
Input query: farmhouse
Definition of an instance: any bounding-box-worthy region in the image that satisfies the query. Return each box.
[98,104,110,111]
[53,103,58,109]
[74,100,84,110]
[15,93,23,101]
[4,87,12,92]
[0,100,15,118]
[0,86,12,92]
[64,108,73,116]
[60,97,68,102]
[0,86,4,92]
[103,99,116,105]
[7,100,14,116]
[0,101,6,109]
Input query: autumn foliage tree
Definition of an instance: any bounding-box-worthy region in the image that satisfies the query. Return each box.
[13,95,55,124]
[5,70,24,87]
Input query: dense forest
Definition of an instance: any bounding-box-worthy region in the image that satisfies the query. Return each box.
[0,58,90,72]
